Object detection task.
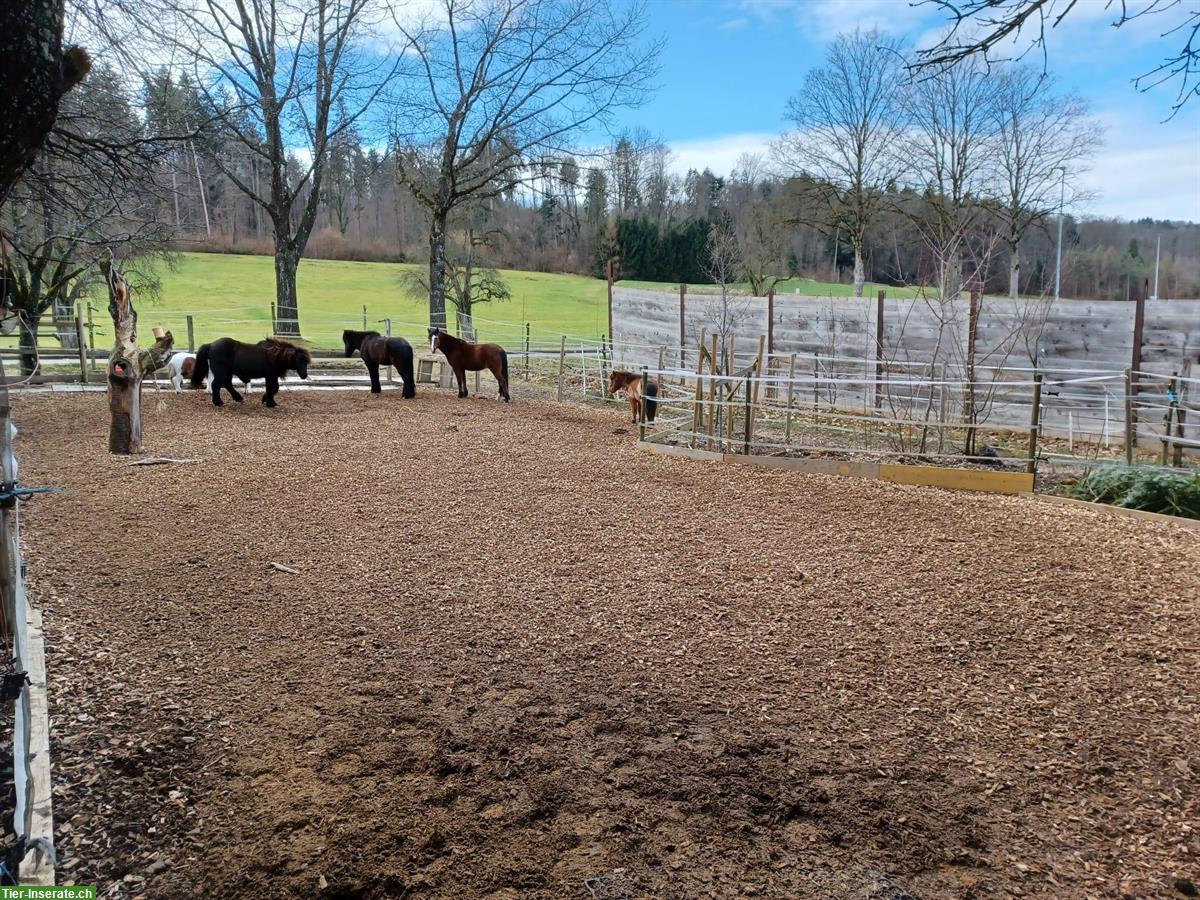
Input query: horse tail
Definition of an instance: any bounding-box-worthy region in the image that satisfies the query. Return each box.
[395,340,415,399]
[191,344,211,387]
[500,348,509,386]
[644,378,658,422]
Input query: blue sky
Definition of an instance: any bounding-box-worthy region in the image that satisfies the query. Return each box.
[611,0,1200,222]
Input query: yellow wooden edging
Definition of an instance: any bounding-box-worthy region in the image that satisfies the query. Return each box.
[878,463,1033,494]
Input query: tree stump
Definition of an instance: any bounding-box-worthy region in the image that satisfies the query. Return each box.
[101,257,171,454]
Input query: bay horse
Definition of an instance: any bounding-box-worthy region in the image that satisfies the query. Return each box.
[192,337,310,407]
[429,328,510,401]
[343,330,416,398]
[608,370,659,424]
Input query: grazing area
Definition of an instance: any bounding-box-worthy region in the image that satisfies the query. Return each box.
[13,389,1200,898]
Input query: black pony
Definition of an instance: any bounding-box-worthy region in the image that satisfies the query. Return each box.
[342,330,416,398]
[192,337,310,408]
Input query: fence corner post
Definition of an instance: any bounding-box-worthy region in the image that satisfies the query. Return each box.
[556,335,566,402]
[1027,371,1043,476]
[75,305,87,384]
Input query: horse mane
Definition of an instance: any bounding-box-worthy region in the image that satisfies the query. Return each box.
[344,329,380,341]
[434,329,466,347]
[609,370,637,389]
[260,337,311,370]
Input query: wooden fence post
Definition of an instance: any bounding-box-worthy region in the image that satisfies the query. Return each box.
[1174,360,1191,467]
[1027,371,1043,475]
[524,322,530,380]
[556,335,566,402]
[1161,371,1178,465]
[691,328,706,446]
[706,331,717,449]
[74,305,87,384]
[1123,367,1134,464]
[186,315,195,353]
[86,301,97,370]
[639,365,648,442]
[1129,282,1146,431]
[271,301,277,335]
[362,305,368,330]
[874,289,885,409]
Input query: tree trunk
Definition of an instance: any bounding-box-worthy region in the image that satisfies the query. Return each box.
[102,260,171,454]
[18,312,39,377]
[103,259,142,454]
[428,208,448,330]
[1008,242,1020,300]
[852,244,866,298]
[0,0,89,205]
[273,245,300,336]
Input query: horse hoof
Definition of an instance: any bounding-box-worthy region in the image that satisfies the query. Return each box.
[370,387,382,394]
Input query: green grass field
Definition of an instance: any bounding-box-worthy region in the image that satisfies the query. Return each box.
[34,252,919,354]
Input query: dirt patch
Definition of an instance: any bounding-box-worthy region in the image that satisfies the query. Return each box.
[10,387,1200,898]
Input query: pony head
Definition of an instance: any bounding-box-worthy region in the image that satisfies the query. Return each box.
[342,329,356,358]
[428,328,443,353]
[608,370,634,397]
[292,345,311,379]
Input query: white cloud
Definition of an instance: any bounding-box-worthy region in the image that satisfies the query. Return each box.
[1079,117,1200,221]
[667,132,776,178]
[737,0,932,41]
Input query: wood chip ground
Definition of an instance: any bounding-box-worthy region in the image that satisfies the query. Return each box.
[11,388,1200,899]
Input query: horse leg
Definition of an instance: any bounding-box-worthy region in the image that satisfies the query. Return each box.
[226,377,244,403]
[628,393,639,424]
[367,362,382,394]
[263,375,279,407]
[456,366,468,398]
[210,376,224,407]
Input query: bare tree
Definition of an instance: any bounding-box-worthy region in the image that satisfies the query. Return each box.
[990,66,1100,298]
[158,0,398,336]
[774,29,907,298]
[389,0,661,329]
[699,214,752,368]
[727,154,788,296]
[913,0,1200,117]
[901,56,1001,302]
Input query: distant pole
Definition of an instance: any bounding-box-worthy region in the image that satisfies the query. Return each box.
[678,283,686,369]
[606,259,615,346]
[874,289,885,410]
[1152,235,1161,301]
[362,305,368,330]
[1123,367,1135,464]
[524,322,530,380]
[74,306,87,384]
[1054,167,1066,303]
[186,315,195,353]
[86,302,97,370]
[639,365,648,442]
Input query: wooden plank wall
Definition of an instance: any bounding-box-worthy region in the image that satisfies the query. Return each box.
[612,289,1200,436]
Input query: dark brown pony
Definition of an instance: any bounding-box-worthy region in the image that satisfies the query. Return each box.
[608,370,658,424]
[343,329,416,398]
[192,337,310,408]
[429,328,510,401]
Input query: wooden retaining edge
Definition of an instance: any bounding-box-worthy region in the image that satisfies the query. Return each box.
[636,442,1034,494]
[16,604,55,885]
[1024,492,1200,531]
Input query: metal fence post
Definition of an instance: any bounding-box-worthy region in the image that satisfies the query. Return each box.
[524,322,530,380]
[362,305,368,330]
[74,306,87,384]
[1123,367,1134,464]
[743,373,753,455]
[86,302,97,370]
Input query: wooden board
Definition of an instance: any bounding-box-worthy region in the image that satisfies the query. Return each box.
[638,442,1031,494]
[1026,492,1200,531]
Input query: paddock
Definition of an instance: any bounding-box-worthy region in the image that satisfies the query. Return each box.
[12,388,1199,898]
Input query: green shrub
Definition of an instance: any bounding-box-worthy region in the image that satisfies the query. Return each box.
[1065,465,1200,519]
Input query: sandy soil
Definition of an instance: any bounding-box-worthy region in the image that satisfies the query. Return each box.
[9,385,1199,899]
